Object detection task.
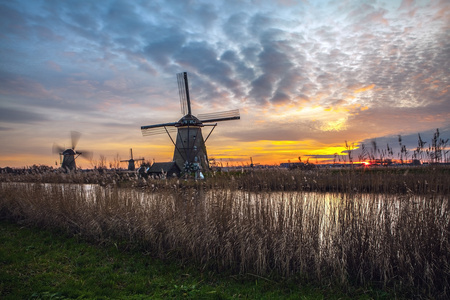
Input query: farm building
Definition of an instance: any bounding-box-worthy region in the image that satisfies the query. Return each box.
[147,161,181,178]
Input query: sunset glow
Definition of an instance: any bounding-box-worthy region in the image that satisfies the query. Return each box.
[0,0,449,168]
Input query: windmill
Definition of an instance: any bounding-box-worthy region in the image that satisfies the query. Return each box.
[141,72,240,173]
[52,131,92,171]
[250,157,260,168]
[120,148,144,171]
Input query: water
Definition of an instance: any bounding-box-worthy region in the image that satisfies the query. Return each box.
[2,182,446,240]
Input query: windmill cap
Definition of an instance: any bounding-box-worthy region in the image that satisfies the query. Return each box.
[62,149,76,155]
[176,114,203,127]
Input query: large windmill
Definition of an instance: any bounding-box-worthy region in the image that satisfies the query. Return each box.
[121,148,144,171]
[141,72,240,173]
[52,131,92,171]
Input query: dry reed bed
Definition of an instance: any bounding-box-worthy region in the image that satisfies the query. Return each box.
[207,166,450,194]
[2,165,450,195]
[1,182,449,298]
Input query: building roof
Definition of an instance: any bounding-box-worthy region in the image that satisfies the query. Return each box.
[147,161,180,174]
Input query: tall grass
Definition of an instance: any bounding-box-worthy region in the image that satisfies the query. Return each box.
[1,174,449,299]
[3,163,449,194]
[206,165,450,194]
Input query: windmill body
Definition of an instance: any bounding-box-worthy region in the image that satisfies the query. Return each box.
[61,149,78,170]
[173,119,208,172]
[141,72,240,173]
[127,160,136,171]
[121,148,144,171]
[53,131,92,172]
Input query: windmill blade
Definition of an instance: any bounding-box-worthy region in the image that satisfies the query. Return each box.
[71,131,81,149]
[52,143,65,154]
[198,109,240,123]
[141,127,178,136]
[141,122,178,130]
[177,72,192,115]
[177,72,188,116]
[77,150,93,161]
[141,122,177,136]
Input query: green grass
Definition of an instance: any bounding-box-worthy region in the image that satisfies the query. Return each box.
[0,220,387,299]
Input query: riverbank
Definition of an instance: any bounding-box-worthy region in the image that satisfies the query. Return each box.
[0,220,389,299]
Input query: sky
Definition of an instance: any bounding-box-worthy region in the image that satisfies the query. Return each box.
[0,0,449,168]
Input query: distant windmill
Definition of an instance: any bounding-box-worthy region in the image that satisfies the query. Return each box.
[141,72,240,173]
[52,131,92,171]
[120,148,144,171]
[250,157,260,168]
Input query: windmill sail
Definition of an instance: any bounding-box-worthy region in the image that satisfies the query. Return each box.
[141,127,177,136]
[141,122,178,136]
[198,109,240,123]
[177,72,192,115]
[71,131,81,150]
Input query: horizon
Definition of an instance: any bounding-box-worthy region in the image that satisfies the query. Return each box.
[3,128,449,170]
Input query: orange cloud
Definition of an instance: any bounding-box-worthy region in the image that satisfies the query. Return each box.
[354,84,375,93]
[320,117,348,131]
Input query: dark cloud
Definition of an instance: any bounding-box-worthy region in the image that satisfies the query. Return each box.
[249,13,275,37]
[3,0,448,114]
[249,74,272,105]
[0,106,47,123]
[247,29,304,105]
[220,50,255,89]
[143,27,187,67]
[223,13,250,42]
[0,72,62,103]
[190,2,218,30]
[176,42,230,76]
[271,91,290,105]
[0,3,27,38]
[103,1,148,36]
[170,41,246,106]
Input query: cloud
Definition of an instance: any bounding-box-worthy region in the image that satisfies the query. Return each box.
[0,0,449,167]
[354,84,375,94]
[0,73,53,98]
[143,26,187,67]
[223,12,251,42]
[0,3,28,38]
[0,106,48,123]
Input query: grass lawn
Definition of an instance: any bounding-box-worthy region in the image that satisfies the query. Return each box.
[0,220,390,299]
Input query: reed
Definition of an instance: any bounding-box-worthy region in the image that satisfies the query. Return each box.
[205,165,450,195]
[1,174,449,299]
[2,162,449,195]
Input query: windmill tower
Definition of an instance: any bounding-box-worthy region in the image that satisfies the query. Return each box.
[121,148,144,171]
[52,131,92,171]
[141,72,240,173]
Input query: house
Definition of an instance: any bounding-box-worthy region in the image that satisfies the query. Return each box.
[147,161,181,178]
